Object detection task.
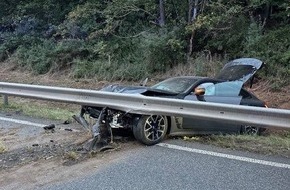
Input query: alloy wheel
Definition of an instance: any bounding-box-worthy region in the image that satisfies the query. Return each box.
[243,125,259,135]
[143,115,167,142]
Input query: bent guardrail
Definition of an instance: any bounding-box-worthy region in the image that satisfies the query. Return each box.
[0,82,289,129]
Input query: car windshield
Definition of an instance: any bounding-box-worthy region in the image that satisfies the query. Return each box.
[151,77,199,93]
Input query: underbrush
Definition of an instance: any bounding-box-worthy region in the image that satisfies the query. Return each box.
[243,25,290,88]
[73,59,149,81]
[184,132,290,158]
[156,53,225,79]
[1,37,224,82]
[1,26,289,87]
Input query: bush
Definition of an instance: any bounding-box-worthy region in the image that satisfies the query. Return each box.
[143,30,186,73]
[243,26,290,87]
[73,58,149,81]
[10,39,95,74]
[0,35,42,61]
[14,40,55,73]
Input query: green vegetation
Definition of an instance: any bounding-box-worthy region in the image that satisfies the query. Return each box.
[0,0,289,84]
[184,133,290,157]
[64,151,79,161]
[0,141,7,154]
[0,98,77,121]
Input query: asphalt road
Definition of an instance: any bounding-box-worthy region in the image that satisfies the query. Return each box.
[42,140,290,190]
[0,114,289,190]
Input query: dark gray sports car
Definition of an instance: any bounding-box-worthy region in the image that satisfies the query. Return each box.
[74,58,267,146]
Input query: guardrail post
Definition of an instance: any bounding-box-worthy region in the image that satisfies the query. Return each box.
[3,95,8,106]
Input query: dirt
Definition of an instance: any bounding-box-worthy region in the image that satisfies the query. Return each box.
[0,122,88,170]
[0,111,139,189]
[0,130,140,190]
[249,80,290,109]
[0,65,289,189]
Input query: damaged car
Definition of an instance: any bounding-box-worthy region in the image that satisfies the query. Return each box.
[73,58,267,146]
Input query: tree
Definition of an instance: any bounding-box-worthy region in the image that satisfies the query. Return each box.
[158,0,165,26]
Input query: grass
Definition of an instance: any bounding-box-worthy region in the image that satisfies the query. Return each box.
[0,141,7,153]
[64,151,78,161]
[183,133,290,157]
[0,97,78,121]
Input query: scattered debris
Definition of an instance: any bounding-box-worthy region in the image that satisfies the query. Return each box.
[183,136,200,141]
[99,145,115,152]
[15,110,23,115]
[59,128,80,132]
[72,115,89,130]
[43,124,56,131]
[45,156,54,160]
[63,120,70,125]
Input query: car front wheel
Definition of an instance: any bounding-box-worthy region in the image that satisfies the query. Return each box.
[133,115,168,145]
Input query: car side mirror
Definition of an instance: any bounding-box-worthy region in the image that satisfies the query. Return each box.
[194,88,205,96]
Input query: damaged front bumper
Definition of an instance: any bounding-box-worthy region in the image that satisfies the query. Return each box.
[73,107,114,151]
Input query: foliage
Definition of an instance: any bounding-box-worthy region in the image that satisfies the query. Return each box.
[12,39,91,74]
[0,0,289,83]
[0,141,6,154]
[243,25,290,86]
[143,29,186,73]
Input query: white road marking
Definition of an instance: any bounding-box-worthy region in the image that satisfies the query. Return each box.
[158,143,290,169]
[0,116,44,127]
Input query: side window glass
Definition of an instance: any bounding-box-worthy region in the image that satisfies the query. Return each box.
[197,81,243,96]
[214,81,243,96]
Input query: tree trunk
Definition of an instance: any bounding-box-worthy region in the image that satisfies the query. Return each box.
[159,0,165,27]
[188,0,193,24]
[192,0,198,22]
[187,0,199,63]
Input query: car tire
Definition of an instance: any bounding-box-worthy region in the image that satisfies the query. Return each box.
[133,115,168,146]
[241,125,262,135]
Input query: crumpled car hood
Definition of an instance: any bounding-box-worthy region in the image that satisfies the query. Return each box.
[101,84,178,97]
[101,84,147,94]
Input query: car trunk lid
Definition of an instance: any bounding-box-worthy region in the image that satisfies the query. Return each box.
[216,58,264,83]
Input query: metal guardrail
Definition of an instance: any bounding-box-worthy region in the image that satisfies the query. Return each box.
[0,82,289,129]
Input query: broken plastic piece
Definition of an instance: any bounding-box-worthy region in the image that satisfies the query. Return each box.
[63,120,70,125]
[43,124,55,130]
[72,115,89,130]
